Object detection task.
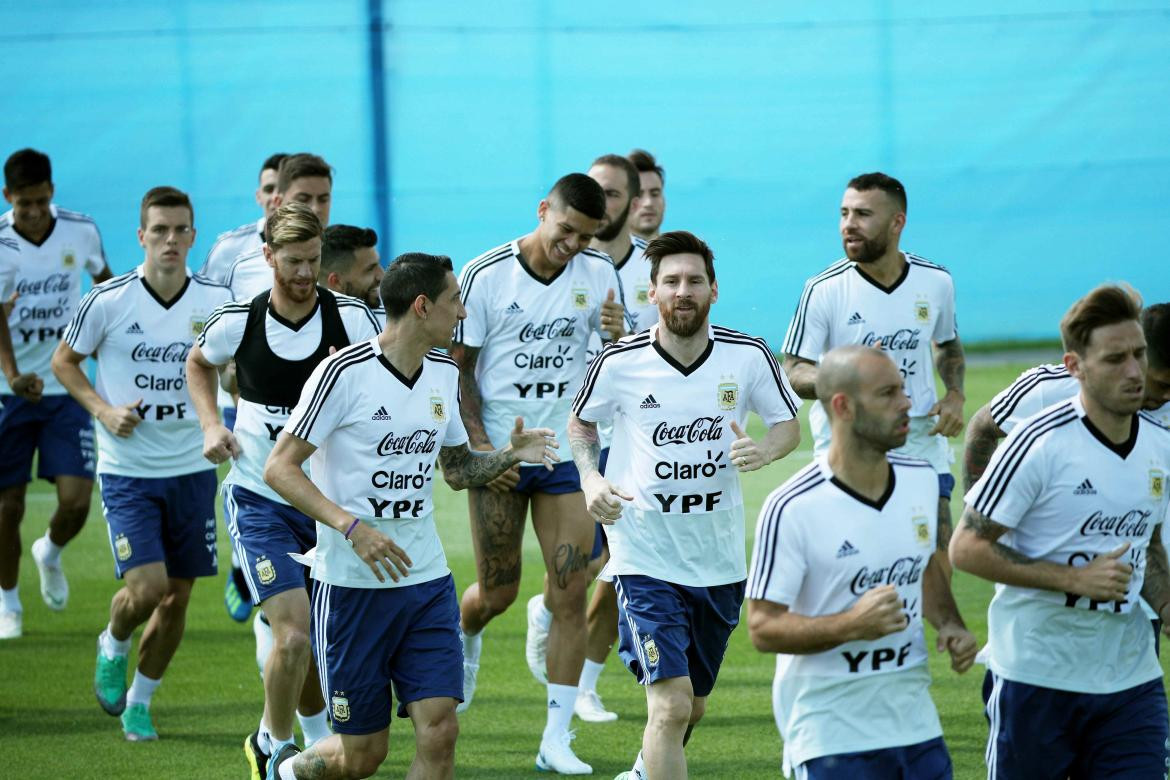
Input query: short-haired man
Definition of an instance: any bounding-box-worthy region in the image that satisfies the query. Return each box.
[199,152,288,284]
[52,186,230,739]
[453,172,629,773]
[571,231,803,779]
[321,224,383,313]
[748,345,976,779]
[188,203,379,779]
[627,149,666,242]
[951,285,1170,778]
[783,172,965,577]
[263,253,559,780]
[0,148,112,639]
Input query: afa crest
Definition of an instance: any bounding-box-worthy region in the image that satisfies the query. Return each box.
[914,300,930,323]
[912,515,931,547]
[190,317,205,337]
[1152,470,1165,500]
[256,557,276,585]
[331,694,350,722]
[635,285,650,305]
[430,392,446,422]
[572,286,589,310]
[717,382,738,411]
[62,250,77,269]
[644,637,660,666]
[115,534,132,562]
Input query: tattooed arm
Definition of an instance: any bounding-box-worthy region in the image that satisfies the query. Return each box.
[928,336,965,437]
[1141,525,1170,630]
[962,404,1006,492]
[439,418,558,491]
[781,355,818,400]
[568,414,633,524]
[450,342,492,449]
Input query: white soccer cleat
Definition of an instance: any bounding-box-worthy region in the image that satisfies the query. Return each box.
[536,730,593,775]
[0,609,21,639]
[31,536,68,611]
[456,630,483,714]
[525,594,549,683]
[574,689,617,723]
[253,611,274,680]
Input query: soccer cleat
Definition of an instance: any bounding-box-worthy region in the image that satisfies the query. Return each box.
[455,630,482,714]
[224,566,253,622]
[121,702,159,741]
[525,594,549,683]
[30,536,68,611]
[536,730,593,775]
[244,730,271,780]
[94,635,128,715]
[574,689,618,723]
[254,611,274,680]
[267,742,301,780]
[0,609,21,640]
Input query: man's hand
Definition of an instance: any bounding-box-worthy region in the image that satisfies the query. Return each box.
[600,288,627,340]
[582,470,633,525]
[507,417,559,471]
[936,623,978,673]
[10,372,43,403]
[98,398,143,438]
[476,442,520,493]
[348,521,413,583]
[202,423,242,465]
[1067,543,1133,603]
[928,389,965,437]
[848,585,908,640]
[729,421,767,472]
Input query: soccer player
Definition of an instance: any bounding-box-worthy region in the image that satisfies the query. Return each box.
[453,172,628,773]
[951,284,1170,778]
[782,172,965,573]
[321,224,383,313]
[570,231,803,779]
[51,186,230,739]
[198,152,288,284]
[627,149,666,242]
[747,345,977,779]
[187,202,379,779]
[0,148,111,639]
[262,251,560,780]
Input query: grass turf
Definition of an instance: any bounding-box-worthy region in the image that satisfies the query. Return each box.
[1,361,1164,778]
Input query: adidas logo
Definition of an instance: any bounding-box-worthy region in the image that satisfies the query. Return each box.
[371,406,392,421]
[847,312,865,325]
[1073,478,1097,495]
[548,700,561,709]
[836,540,859,558]
[505,301,523,314]
[639,394,661,409]
[125,322,144,334]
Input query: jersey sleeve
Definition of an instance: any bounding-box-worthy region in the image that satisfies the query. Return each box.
[932,273,957,343]
[988,367,1068,434]
[198,238,235,284]
[746,340,801,425]
[286,353,351,448]
[964,424,1048,529]
[196,304,246,365]
[0,241,17,298]
[590,259,633,339]
[781,278,831,362]
[747,493,807,605]
[570,345,618,424]
[62,286,109,356]
[339,301,380,342]
[83,222,108,276]
[455,263,489,348]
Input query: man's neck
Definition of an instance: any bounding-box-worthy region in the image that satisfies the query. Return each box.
[377,321,428,377]
[632,228,658,243]
[14,219,51,245]
[656,321,710,367]
[1080,390,1136,443]
[591,229,631,267]
[517,230,558,279]
[853,249,906,288]
[826,437,891,501]
[141,260,187,302]
[270,282,318,322]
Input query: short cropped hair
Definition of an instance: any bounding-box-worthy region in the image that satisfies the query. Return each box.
[276,153,332,194]
[1141,303,1170,369]
[139,186,193,228]
[261,153,288,175]
[628,149,664,183]
[847,172,907,213]
[547,173,606,221]
[264,202,323,251]
[591,153,641,198]
[1060,284,1143,356]
[4,149,52,191]
[645,230,715,284]
[379,253,454,320]
[322,224,378,275]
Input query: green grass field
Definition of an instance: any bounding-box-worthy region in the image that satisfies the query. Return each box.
[3,359,1164,779]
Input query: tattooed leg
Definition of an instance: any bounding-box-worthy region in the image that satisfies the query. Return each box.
[532,490,594,685]
[291,730,389,779]
[461,486,529,634]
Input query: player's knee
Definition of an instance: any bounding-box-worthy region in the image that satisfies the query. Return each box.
[129,581,167,613]
[545,578,588,617]
[480,582,519,616]
[55,494,91,523]
[341,741,388,778]
[0,491,26,522]
[272,624,312,660]
[415,709,459,761]
[648,687,693,730]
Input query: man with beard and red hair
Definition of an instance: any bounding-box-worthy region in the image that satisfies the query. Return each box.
[569,230,802,779]
[782,172,966,575]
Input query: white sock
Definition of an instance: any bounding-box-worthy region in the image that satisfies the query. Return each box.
[125,670,160,706]
[536,599,553,631]
[297,707,331,746]
[578,659,604,694]
[632,751,647,779]
[257,719,274,754]
[0,586,20,614]
[278,760,297,780]
[102,624,131,658]
[40,533,63,565]
[543,683,577,741]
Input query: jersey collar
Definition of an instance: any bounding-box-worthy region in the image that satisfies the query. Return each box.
[512,239,568,286]
[650,322,715,377]
[1072,394,1140,459]
[817,456,897,511]
[851,251,911,295]
[136,264,193,309]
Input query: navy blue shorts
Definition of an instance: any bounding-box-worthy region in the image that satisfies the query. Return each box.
[513,458,581,495]
[982,671,1168,779]
[799,736,952,779]
[98,470,218,579]
[224,484,316,604]
[311,574,463,735]
[937,473,955,501]
[590,448,611,560]
[0,394,95,488]
[614,574,744,697]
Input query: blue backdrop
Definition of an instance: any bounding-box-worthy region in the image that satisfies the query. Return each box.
[3,1,1167,344]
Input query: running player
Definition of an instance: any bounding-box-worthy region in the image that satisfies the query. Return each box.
[627,149,666,242]
[187,202,379,779]
[748,345,976,779]
[454,172,628,773]
[51,186,229,740]
[262,252,559,780]
[321,224,383,313]
[199,152,288,284]
[570,231,802,779]
[0,148,111,639]
[951,284,1170,778]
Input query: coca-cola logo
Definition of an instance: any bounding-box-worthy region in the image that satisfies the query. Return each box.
[376,429,438,456]
[849,555,925,595]
[519,317,576,343]
[862,328,920,351]
[652,416,724,446]
[15,272,71,296]
[131,341,191,363]
[1080,509,1151,538]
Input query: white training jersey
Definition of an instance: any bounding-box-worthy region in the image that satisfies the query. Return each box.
[225,247,272,301]
[1148,401,1170,429]
[573,323,801,586]
[286,341,468,589]
[748,455,942,770]
[989,363,1080,434]
[783,253,957,471]
[197,291,380,503]
[0,205,107,395]
[456,239,629,457]
[965,395,1170,694]
[198,218,264,285]
[0,237,17,298]
[63,266,230,477]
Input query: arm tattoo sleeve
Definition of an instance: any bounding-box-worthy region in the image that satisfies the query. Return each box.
[568,416,601,480]
[1142,525,1170,616]
[438,445,518,491]
[961,506,1036,565]
[451,343,491,448]
[963,407,1005,492]
[934,336,966,394]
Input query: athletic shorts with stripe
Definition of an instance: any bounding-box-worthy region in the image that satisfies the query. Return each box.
[0,394,95,488]
[796,736,952,780]
[224,484,315,604]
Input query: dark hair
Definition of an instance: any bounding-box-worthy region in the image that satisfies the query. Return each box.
[627,149,664,184]
[1142,302,1170,369]
[847,172,907,213]
[380,253,454,320]
[645,230,715,284]
[139,186,193,228]
[261,153,288,175]
[1060,284,1142,355]
[322,224,378,274]
[276,153,332,193]
[591,153,641,198]
[4,148,52,191]
[547,173,606,221]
